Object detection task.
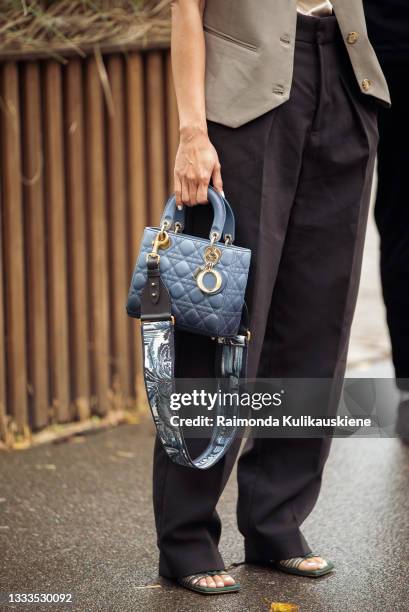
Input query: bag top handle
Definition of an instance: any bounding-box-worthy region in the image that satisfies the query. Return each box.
[160,186,227,242]
[172,190,235,243]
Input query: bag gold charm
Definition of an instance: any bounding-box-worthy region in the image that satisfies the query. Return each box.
[194,245,222,294]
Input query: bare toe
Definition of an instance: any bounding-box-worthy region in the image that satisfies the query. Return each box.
[205,576,217,588]
[212,574,225,587]
[298,556,327,571]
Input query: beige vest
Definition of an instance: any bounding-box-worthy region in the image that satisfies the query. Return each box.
[203,0,390,128]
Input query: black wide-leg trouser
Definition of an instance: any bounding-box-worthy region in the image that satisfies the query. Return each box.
[374,63,409,389]
[153,13,379,578]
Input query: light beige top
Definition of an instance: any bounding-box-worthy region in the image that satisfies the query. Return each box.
[297,1,333,16]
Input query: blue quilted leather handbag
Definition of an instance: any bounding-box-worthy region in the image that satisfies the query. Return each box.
[126,186,251,469]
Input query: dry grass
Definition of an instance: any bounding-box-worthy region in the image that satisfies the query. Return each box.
[0,0,172,58]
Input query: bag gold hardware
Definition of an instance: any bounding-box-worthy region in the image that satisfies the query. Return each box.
[209,231,219,246]
[194,244,223,294]
[204,245,221,264]
[195,268,223,294]
[147,230,170,262]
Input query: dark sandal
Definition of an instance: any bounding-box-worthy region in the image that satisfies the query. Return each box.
[177,570,241,595]
[273,553,335,578]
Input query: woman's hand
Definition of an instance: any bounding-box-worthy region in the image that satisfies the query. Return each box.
[174,126,223,207]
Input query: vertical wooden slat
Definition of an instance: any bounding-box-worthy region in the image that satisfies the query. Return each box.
[1,49,178,437]
[126,52,148,403]
[106,55,132,401]
[85,57,110,416]
[64,58,90,420]
[22,61,49,430]
[166,51,179,194]
[0,192,8,442]
[0,62,28,433]
[145,51,167,225]
[43,61,71,423]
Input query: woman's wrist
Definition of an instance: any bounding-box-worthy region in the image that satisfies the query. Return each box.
[179,123,208,141]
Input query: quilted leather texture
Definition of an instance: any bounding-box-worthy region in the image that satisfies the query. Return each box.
[127,227,251,337]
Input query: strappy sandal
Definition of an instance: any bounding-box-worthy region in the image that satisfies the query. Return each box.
[177,570,241,595]
[273,553,335,578]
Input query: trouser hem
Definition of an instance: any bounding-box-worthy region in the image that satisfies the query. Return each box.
[158,549,226,579]
[244,532,311,562]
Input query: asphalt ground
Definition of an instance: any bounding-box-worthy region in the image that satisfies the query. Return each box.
[1,417,409,612]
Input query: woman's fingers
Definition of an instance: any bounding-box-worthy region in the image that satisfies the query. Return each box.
[211,161,223,194]
[188,178,198,205]
[197,179,209,204]
[188,175,211,206]
[184,174,211,206]
[174,173,183,208]
[176,172,219,206]
[181,176,190,205]
[175,173,209,207]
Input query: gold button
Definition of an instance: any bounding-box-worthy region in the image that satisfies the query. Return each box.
[362,78,372,91]
[347,31,359,44]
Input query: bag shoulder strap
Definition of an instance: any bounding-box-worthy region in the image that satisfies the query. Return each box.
[139,249,249,469]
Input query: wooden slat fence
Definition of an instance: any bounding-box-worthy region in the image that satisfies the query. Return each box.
[0,48,178,445]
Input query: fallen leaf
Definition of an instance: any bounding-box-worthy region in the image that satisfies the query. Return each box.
[271,604,299,612]
[35,464,56,471]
